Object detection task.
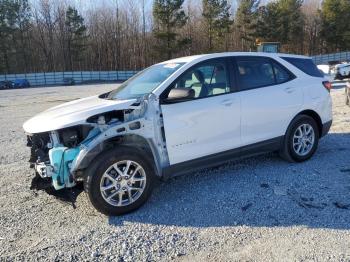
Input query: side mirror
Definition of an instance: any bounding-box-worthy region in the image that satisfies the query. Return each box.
[164,88,195,103]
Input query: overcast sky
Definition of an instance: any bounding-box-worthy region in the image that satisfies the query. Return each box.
[67,0,271,14]
[30,0,275,16]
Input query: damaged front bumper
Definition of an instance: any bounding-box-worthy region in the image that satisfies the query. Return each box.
[28,128,101,190]
[34,146,80,190]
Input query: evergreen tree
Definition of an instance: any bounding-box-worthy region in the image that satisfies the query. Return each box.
[14,0,31,72]
[320,0,350,52]
[279,0,304,52]
[0,0,20,73]
[235,0,260,51]
[256,0,304,53]
[65,6,87,70]
[152,0,189,60]
[202,0,233,51]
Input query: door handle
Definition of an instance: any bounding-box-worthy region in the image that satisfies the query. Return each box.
[284,87,295,93]
[221,99,234,106]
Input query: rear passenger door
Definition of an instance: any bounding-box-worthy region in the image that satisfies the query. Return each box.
[234,56,302,146]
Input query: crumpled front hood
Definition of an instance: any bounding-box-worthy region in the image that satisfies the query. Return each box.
[23,95,137,134]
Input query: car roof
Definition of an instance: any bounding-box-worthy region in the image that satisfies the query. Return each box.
[159,52,310,65]
[336,63,350,68]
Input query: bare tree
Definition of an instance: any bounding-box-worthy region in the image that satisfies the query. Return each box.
[0,0,346,74]
[32,0,58,71]
[302,0,322,55]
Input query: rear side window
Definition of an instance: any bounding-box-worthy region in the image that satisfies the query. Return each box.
[236,57,294,91]
[273,62,292,84]
[281,57,323,77]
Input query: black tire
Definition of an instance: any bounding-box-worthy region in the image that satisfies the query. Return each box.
[280,115,319,163]
[335,73,343,80]
[346,88,349,105]
[84,146,156,216]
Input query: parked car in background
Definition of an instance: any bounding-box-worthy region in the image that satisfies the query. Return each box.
[14,79,30,88]
[23,52,333,215]
[0,80,14,89]
[63,77,75,86]
[333,63,350,80]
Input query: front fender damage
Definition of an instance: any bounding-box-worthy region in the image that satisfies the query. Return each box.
[28,94,168,191]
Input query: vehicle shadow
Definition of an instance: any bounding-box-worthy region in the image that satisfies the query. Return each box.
[30,174,84,209]
[108,132,350,229]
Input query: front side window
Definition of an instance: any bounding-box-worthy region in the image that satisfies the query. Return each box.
[236,57,294,90]
[107,63,184,100]
[171,60,230,99]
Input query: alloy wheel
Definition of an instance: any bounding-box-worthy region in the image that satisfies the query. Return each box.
[99,160,147,207]
[292,123,315,156]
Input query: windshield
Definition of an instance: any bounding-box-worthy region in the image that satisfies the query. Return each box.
[107,63,185,100]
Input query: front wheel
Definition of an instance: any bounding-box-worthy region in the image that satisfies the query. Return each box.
[280,115,319,162]
[84,146,156,216]
[335,73,343,80]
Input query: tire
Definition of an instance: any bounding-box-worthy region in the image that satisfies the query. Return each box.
[280,115,319,163]
[335,74,342,80]
[84,146,156,216]
[346,88,349,105]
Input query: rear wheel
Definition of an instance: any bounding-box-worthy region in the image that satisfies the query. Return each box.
[84,146,156,216]
[280,115,319,162]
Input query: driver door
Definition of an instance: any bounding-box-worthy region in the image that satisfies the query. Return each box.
[160,58,242,165]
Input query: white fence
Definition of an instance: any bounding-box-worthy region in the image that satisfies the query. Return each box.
[0,71,138,87]
[312,52,350,65]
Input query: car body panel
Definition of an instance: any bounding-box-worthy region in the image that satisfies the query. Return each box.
[239,78,303,146]
[161,92,241,165]
[300,77,333,124]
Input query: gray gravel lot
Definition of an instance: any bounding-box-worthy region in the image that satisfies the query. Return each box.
[0,84,349,261]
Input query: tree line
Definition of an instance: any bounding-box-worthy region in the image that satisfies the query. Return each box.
[0,0,349,74]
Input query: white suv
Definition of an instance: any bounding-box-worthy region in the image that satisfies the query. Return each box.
[333,63,350,80]
[23,52,333,215]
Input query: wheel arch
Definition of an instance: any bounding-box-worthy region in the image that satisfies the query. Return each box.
[292,109,322,136]
[280,110,321,163]
[104,134,162,175]
[74,134,162,179]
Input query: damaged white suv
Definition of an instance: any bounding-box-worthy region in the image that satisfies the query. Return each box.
[23,53,332,215]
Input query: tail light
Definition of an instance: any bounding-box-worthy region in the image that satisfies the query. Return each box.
[322,81,332,92]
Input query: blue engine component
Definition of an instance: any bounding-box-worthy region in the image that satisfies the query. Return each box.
[48,128,101,190]
[49,147,80,190]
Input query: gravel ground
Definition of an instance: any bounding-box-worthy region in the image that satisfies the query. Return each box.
[0,84,349,261]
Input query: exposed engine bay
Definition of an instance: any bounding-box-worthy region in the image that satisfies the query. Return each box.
[27,126,98,189]
[25,94,168,191]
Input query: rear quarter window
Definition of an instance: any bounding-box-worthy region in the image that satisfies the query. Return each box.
[235,56,295,91]
[281,57,323,78]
